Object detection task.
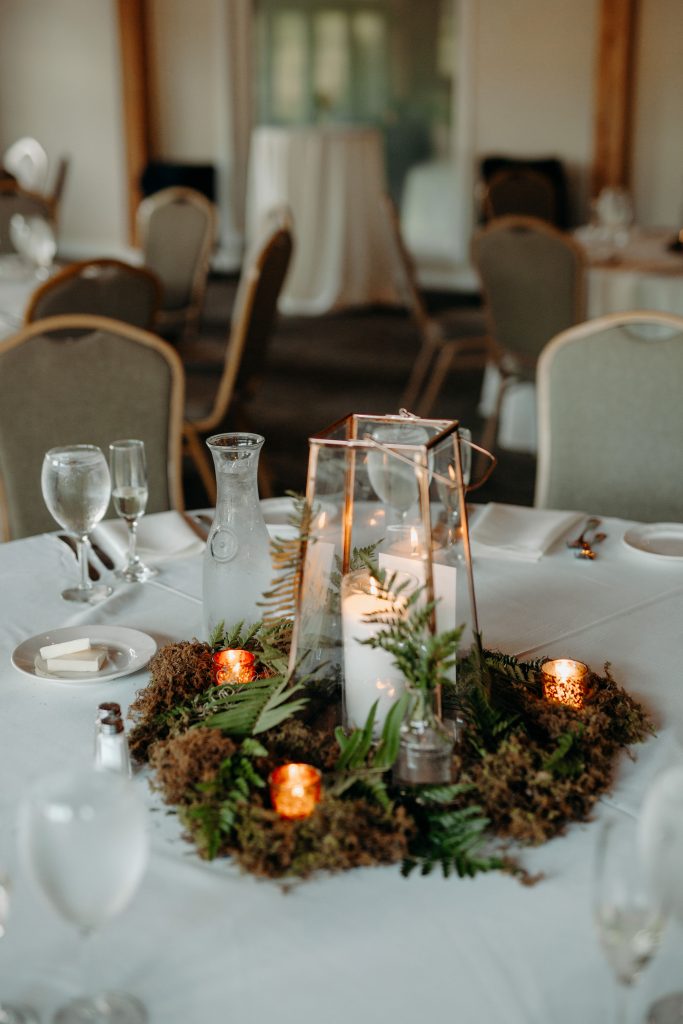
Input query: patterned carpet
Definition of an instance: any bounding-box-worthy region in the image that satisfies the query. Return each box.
[180,275,537,509]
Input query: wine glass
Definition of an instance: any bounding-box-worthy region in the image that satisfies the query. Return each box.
[434,426,472,559]
[41,445,113,603]
[594,811,666,1024]
[20,770,149,1024]
[366,424,430,525]
[0,872,39,1024]
[638,764,683,1023]
[9,214,56,279]
[109,439,157,583]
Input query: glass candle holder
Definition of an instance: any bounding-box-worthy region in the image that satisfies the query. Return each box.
[269,763,322,820]
[212,649,257,685]
[541,658,589,709]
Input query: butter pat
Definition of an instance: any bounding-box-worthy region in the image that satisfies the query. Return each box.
[40,637,91,660]
[47,647,107,673]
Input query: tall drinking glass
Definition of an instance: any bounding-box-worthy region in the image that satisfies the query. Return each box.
[594,811,665,1024]
[20,770,149,1024]
[109,440,157,583]
[41,445,112,602]
[434,426,472,559]
[0,872,39,1024]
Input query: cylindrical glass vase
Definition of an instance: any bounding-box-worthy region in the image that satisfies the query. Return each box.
[202,433,272,638]
[395,685,454,785]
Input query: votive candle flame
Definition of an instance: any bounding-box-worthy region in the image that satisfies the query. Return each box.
[541,658,589,709]
[269,763,322,820]
[212,649,256,685]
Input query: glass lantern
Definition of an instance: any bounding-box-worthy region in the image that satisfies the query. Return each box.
[287,413,487,779]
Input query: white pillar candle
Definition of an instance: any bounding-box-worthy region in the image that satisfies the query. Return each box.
[341,568,415,733]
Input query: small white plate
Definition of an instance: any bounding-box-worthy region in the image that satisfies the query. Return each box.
[623,523,683,561]
[12,625,157,685]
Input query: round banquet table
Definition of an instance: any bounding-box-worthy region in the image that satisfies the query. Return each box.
[1,504,683,1022]
[245,125,402,315]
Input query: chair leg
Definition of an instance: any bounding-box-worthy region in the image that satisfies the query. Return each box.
[415,344,457,416]
[477,376,510,476]
[401,336,440,411]
[183,424,217,506]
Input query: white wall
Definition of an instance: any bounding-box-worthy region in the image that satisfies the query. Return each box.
[471,0,599,224]
[632,0,683,227]
[0,0,129,258]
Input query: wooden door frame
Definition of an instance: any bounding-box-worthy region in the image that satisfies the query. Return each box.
[116,0,151,245]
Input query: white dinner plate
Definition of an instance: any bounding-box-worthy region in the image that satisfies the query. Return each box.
[11,625,157,685]
[622,523,683,561]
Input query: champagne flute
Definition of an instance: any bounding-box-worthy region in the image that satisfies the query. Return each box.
[20,770,149,1024]
[594,811,665,1024]
[434,426,472,558]
[366,424,430,525]
[109,440,157,583]
[41,445,113,603]
[0,872,39,1024]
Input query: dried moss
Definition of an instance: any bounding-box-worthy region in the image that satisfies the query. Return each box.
[149,728,237,806]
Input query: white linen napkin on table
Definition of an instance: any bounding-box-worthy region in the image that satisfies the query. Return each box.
[470,503,583,561]
[92,510,205,567]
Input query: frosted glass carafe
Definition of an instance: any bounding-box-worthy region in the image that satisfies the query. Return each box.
[202,433,272,638]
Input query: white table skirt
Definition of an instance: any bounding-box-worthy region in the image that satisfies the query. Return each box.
[2,507,683,1022]
[245,125,402,315]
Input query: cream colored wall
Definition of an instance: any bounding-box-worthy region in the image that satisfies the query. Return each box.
[0,0,129,257]
[471,0,599,223]
[632,0,683,227]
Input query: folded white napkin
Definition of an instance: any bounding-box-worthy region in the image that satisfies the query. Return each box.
[93,510,205,567]
[470,503,583,561]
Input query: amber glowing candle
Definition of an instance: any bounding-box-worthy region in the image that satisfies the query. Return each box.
[212,649,257,685]
[541,659,589,709]
[269,763,322,820]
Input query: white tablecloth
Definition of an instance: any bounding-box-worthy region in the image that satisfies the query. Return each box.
[245,125,402,315]
[2,507,683,1022]
[481,227,683,454]
[0,255,40,336]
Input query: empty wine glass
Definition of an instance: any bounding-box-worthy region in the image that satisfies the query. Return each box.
[20,770,149,1024]
[594,811,666,1024]
[9,214,56,279]
[434,426,472,559]
[109,440,157,583]
[366,424,430,525]
[0,872,39,1024]
[41,445,113,603]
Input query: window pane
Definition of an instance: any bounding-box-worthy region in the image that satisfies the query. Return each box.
[271,11,308,122]
[351,11,387,118]
[313,11,349,118]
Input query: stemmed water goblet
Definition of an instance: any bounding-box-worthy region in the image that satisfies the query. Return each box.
[109,439,157,583]
[41,445,113,603]
[366,423,431,526]
[20,769,150,1024]
[593,811,666,1024]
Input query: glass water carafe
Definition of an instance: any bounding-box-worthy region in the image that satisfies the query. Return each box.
[202,433,272,638]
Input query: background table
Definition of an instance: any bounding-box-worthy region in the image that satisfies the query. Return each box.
[245,125,402,315]
[1,507,683,1022]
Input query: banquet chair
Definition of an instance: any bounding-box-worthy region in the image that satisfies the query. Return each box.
[0,181,54,255]
[25,258,162,330]
[136,186,217,342]
[382,195,491,413]
[183,207,294,503]
[0,314,185,540]
[483,167,558,225]
[535,311,683,523]
[469,215,585,455]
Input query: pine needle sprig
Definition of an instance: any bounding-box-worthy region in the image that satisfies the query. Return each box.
[258,492,314,623]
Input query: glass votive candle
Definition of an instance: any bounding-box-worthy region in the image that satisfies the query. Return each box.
[212,649,256,685]
[269,763,322,820]
[541,658,589,709]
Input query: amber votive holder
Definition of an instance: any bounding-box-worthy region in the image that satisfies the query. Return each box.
[212,648,257,685]
[541,658,589,709]
[269,763,322,820]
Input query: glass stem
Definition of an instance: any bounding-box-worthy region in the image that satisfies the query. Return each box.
[77,536,91,591]
[615,981,629,1024]
[126,519,139,569]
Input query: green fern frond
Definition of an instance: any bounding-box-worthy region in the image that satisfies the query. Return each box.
[202,675,308,737]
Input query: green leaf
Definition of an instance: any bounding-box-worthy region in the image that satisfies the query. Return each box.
[203,675,308,737]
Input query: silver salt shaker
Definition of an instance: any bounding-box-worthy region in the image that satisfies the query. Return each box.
[94,714,131,777]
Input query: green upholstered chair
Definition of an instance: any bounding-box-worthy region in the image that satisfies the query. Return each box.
[25,259,162,331]
[136,186,217,342]
[471,215,586,455]
[535,311,683,522]
[0,314,185,539]
[183,207,294,503]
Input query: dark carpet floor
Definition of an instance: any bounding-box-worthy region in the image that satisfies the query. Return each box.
[180,274,537,509]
